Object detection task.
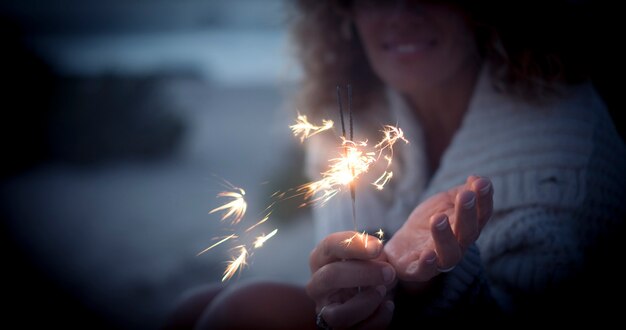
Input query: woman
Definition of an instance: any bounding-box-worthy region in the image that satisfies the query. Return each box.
[169,0,626,327]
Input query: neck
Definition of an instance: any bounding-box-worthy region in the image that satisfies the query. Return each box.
[405,62,481,173]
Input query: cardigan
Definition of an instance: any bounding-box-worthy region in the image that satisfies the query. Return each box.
[304,66,626,321]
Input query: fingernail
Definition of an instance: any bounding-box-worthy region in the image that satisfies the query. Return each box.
[385,300,395,312]
[406,261,419,274]
[462,192,476,209]
[382,266,394,283]
[435,215,448,230]
[376,285,386,297]
[476,179,491,195]
[425,254,437,264]
[367,241,381,256]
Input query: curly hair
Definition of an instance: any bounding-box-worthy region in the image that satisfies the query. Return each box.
[287,0,383,115]
[288,0,595,115]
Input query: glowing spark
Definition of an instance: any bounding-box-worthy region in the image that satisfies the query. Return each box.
[222,246,248,282]
[375,125,409,152]
[271,191,286,199]
[209,187,247,225]
[299,139,376,206]
[290,114,334,142]
[295,123,408,207]
[372,171,393,190]
[375,125,409,166]
[197,234,238,256]
[253,229,278,249]
[245,212,272,232]
[341,231,369,247]
[375,229,384,241]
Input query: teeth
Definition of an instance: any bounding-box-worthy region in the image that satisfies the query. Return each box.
[396,44,417,53]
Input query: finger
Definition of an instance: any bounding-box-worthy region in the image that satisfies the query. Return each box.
[431,214,462,269]
[321,286,387,328]
[401,249,439,282]
[453,190,479,249]
[310,231,383,272]
[471,177,493,229]
[307,261,395,300]
[465,174,481,185]
[357,300,395,330]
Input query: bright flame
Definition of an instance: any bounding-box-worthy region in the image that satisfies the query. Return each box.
[298,124,408,206]
[197,234,237,256]
[203,121,407,281]
[222,246,248,282]
[290,114,334,142]
[299,139,376,206]
[209,188,247,225]
[253,229,278,248]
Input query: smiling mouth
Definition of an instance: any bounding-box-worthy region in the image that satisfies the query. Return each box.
[383,40,437,54]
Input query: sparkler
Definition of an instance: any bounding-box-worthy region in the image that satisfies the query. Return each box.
[338,85,358,231]
[292,86,408,217]
[290,86,405,294]
[202,87,407,282]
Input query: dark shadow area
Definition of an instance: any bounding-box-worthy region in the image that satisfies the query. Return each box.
[1,18,54,177]
[46,73,186,166]
[587,1,624,142]
[1,18,187,178]
[1,214,114,328]
[1,17,188,328]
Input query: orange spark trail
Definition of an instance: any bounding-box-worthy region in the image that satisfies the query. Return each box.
[290,114,334,142]
[197,234,237,256]
[253,229,278,249]
[372,171,393,190]
[222,246,248,282]
[209,187,247,225]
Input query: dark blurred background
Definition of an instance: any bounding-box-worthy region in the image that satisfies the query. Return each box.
[0,0,313,328]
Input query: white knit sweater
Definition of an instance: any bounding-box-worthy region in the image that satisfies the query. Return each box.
[305,67,626,318]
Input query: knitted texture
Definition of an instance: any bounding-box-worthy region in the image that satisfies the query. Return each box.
[305,67,626,319]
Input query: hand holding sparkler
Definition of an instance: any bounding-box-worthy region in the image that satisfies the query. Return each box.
[307,231,396,329]
[297,86,407,328]
[384,175,493,282]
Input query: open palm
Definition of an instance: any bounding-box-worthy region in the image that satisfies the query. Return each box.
[384,175,493,281]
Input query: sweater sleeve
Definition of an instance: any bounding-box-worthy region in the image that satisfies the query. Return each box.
[391,244,499,325]
[478,201,626,320]
[478,207,586,313]
[392,205,617,325]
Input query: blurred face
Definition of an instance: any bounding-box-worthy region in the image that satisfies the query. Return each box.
[351,0,480,93]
